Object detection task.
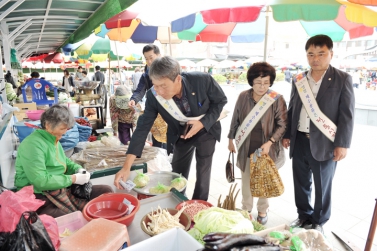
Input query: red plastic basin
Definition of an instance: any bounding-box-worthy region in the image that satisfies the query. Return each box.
[83,193,140,226]
[86,201,128,220]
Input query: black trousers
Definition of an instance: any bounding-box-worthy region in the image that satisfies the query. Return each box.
[35,185,113,218]
[292,132,337,226]
[152,135,167,150]
[171,130,216,201]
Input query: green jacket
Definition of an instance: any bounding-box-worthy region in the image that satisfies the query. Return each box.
[15,129,81,194]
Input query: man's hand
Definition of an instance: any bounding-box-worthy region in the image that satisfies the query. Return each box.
[228,139,236,153]
[333,147,347,161]
[128,100,136,107]
[282,139,290,149]
[181,120,204,139]
[114,154,136,189]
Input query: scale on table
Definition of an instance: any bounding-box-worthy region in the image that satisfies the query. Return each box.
[74,81,104,105]
[74,81,107,129]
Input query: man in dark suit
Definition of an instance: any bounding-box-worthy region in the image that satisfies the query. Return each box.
[114,56,227,201]
[282,35,355,234]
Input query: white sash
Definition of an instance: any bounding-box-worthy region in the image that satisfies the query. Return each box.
[296,76,336,142]
[150,86,210,122]
[235,89,280,150]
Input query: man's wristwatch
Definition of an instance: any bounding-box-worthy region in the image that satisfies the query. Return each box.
[269,138,276,144]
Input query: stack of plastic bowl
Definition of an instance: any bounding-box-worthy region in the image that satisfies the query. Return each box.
[25,110,44,121]
[83,193,140,226]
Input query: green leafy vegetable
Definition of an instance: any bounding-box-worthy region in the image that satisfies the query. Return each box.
[149,182,171,194]
[188,207,254,244]
[170,174,187,191]
[133,171,150,188]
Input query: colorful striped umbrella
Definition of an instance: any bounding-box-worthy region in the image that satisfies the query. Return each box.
[171,2,377,43]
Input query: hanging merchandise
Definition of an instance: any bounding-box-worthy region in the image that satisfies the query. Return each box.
[10,48,21,69]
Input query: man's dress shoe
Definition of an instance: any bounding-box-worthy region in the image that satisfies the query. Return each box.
[290,218,312,228]
[312,224,324,235]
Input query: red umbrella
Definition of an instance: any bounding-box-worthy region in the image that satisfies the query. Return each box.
[347,0,377,5]
[26,54,49,62]
[104,10,139,29]
[43,52,64,64]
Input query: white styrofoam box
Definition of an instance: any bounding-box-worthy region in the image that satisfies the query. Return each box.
[124,228,203,251]
[0,113,17,188]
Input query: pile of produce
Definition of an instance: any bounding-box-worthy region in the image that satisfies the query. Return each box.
[170,174,187,190]
[72,146,161,171]
[133,171,150,188]
[188,207,254,244]
[182,203,211,221]
[149,182,171,194]
[199,233,279,251]
[75,117,92,142]
[263,229,332,251]
[218,183,240,210]
[75,118,91,127]
[142,206,186,235]
[5,83,17,101]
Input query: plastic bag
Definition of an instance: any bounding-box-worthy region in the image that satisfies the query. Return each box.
[101,136,121,147]
[71,181,92,201]
[59,124,79,151]
[39,214,60,251]
[0,211,55,251]
[0,186,45,232]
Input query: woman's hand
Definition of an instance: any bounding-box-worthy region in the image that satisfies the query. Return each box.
[260,141,273,155]
[228,139,236,153]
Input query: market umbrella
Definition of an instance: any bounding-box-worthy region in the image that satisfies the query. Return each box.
[43,52,64,64]
[196,59,219,67]
[171,4,376,43]
[72,35,127,62]
[178,59,197,68]
[26,54,49,62]
[213,60,237,69]
[168,1,377,60]
[94,10,181,56]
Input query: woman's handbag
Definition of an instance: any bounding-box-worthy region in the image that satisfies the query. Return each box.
[249,149,284,198]
[226,152,235,183]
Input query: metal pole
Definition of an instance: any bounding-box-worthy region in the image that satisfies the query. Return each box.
[263,6,270,62]
[365,198,377,251]
[168,26,172,56]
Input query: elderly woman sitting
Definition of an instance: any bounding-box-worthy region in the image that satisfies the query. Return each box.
[15,104,113,218]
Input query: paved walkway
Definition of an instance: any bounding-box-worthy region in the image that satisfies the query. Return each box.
[184,84,377,251]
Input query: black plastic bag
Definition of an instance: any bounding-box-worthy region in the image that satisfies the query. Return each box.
[0,211,55,251]
[71,181,93,201]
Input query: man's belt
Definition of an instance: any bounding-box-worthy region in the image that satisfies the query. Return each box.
[298,131,310,139]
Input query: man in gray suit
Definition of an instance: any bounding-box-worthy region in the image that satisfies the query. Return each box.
[282,35,355,234]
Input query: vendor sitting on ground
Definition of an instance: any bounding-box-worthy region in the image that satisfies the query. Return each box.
[14,104,113,218]
[110,85,141,145]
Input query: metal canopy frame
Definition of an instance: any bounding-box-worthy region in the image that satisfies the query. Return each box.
[0,0,108,59]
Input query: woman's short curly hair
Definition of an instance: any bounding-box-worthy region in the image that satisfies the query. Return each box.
[247,62,276,88]
[40,104,75,130]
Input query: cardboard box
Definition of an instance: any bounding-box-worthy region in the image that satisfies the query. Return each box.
[253,224,290,237]
[13,102,37,121]
[124,228,204,251]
